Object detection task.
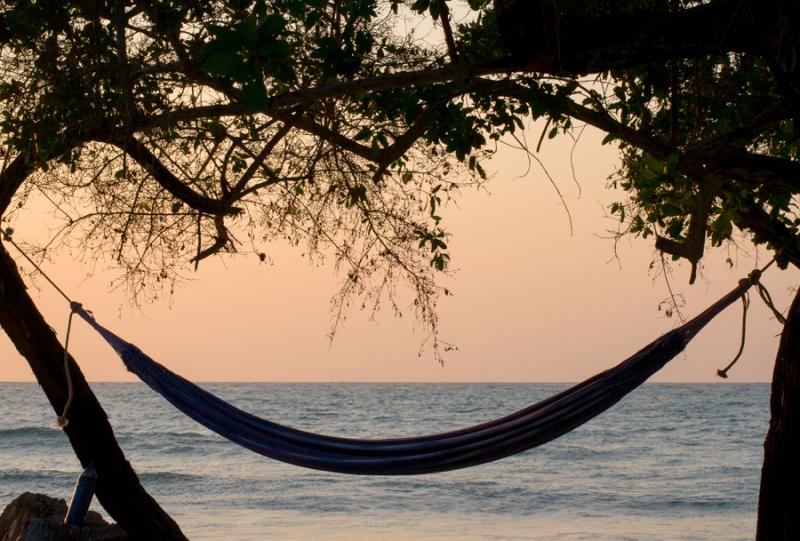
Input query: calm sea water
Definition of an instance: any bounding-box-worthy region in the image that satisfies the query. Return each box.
[0,383,769,540]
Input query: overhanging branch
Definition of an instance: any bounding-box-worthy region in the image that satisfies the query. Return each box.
[132,62,512,132]
[103,135,237,216]
[495,0,786,75]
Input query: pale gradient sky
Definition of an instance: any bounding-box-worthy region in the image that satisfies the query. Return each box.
[2,125,796,382]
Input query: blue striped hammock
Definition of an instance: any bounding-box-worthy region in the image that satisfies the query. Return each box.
[72,277,753,475]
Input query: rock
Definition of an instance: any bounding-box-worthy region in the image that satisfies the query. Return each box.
[0,493,128,541]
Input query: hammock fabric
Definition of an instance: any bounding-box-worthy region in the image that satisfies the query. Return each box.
[73,276,754,475]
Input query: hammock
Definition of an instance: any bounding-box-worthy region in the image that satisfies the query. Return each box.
[68,275,756,475]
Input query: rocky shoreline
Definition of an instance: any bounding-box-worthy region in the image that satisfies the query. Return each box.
[0,494,128,541]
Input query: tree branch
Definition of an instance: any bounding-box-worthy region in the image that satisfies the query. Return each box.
[436,0,459,63]
[372,112,434,182]
[655,175,724,284]
[708,152,800,193]
[495,0,786,75]
[0,154,37,216]
[227,121,293,198]
[683,103,790,158]
[734,206,800,269]
[191,214,230,267]
[271,110,381,163]
[103,135,237,216]
[132,62,512,131]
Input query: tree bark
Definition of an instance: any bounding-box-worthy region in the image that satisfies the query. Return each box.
[757,288,800,540]
[0,243,187,540]
[494,0,793,75]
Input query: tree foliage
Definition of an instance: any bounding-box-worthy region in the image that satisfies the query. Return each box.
[608,50,799,282]
[2,1,800,538]
[0,0,503,353]
[0,0,797,345]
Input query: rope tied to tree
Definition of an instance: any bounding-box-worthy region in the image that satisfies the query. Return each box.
[2,227,79,428]
[755,279,786,325]
[717,293,749,379]
[2,227,72,303]
[56,308,77,427]
[717,260,785,378]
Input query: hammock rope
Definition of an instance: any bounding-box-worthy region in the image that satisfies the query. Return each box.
[716,293,750,379]
[0,227,774,475]
[2,228,78,426]
[717,259,786,378]
[56,308,76,427]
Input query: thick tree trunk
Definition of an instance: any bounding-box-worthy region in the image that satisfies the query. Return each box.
[0,244,187,540]
[494,0,790,75]
[756,288,800,540]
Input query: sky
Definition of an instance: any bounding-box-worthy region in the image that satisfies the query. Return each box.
[1,124,797,383]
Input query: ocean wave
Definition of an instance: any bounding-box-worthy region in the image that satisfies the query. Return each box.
[137,471,206,484]
[0,468,76,483]
[116,430,225,452]
[118,429,216,439]
[0,426,63,438]
[627,496,742,512]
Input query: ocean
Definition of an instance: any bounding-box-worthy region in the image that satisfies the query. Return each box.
[0,382,768,540]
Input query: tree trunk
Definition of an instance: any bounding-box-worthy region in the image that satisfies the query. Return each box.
[0,244,187,540]
[493,0,784,75]
[756,288,800,540]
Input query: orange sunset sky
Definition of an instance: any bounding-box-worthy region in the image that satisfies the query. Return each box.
[2,124,797,383]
